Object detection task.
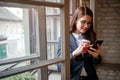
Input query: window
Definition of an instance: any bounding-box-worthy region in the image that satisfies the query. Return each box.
[0,0,70,80]
[46,7,61,60]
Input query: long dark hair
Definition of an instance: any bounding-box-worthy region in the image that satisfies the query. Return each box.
[70,6,96,43]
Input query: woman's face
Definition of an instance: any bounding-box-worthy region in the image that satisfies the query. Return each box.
[75,15,92,34]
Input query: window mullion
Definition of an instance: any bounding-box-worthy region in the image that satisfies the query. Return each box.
[38,6,48,80]
[60,0,70,80]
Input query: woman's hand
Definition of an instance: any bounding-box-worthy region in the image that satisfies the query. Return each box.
[72,42,90,58]
[88,44,101,58]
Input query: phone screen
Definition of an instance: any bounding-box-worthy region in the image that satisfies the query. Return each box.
[92,40,103,49]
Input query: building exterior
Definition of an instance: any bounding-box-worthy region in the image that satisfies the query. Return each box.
[0,7,23,59]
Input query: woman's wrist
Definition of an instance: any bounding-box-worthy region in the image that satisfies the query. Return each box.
[72,51,81,59]
[72,52,77,59]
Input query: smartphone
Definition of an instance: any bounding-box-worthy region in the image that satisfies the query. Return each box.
[92,40,103,49]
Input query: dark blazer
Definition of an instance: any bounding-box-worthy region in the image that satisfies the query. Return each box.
[57,33,101,80]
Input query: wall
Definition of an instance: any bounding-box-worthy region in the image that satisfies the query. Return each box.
[96,0,120,64]
[95,0,120,80]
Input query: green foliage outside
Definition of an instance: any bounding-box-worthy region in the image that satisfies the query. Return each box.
[0,72,36,80]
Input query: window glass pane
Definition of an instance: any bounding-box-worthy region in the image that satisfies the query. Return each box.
[0,63,62,80]
[0,61,31,72]
[0,0,68,78]
[70,0,73,14]
[0,7,41,76]
[46,7,61,60]
[45,0,62,3]
[49,71,61,80]
[0,7,39,60]
[0,71,36,80]
[48,64,61,80]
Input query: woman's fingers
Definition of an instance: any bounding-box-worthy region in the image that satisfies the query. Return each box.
[88,44,101,58]
[88,50,99,58]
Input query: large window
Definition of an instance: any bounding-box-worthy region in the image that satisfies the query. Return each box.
[0,0,70,80]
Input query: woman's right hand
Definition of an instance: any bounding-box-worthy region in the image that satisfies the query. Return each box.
[72,42,90,58]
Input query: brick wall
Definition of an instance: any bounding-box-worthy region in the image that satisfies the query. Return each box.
[95,0,120,80]
[96,63,120,80]
[96,0,120,64]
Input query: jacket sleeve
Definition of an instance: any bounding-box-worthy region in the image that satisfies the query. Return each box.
[92,54,102,65]
[57,37,73,59]
[57,37,61,58]
[56,37,61,72]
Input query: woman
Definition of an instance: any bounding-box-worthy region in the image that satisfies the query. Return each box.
[57,6,102,80]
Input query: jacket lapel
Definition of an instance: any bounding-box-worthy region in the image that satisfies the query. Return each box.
[70,34,78,51]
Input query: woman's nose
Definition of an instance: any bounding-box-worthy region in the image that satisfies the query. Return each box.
[84,23,90,28]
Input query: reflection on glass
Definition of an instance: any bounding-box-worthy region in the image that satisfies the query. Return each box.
[0,6,62,80]
[45,0,62,3]
[0,7,38,60]
[46,7,61,60]
[48,63,61,80]
[1,72,36,80]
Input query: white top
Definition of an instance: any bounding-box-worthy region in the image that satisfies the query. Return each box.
[72,33,82,45]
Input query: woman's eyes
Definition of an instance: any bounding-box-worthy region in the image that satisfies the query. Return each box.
[80,20,92,25]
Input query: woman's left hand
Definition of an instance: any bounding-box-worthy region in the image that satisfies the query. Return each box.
[88,44,101,58]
